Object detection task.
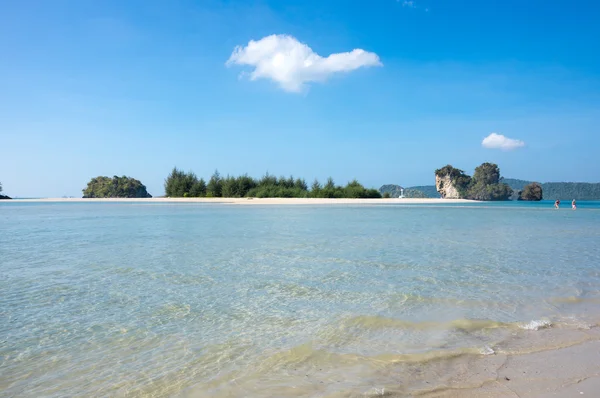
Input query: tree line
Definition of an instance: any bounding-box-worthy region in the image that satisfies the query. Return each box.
[164,168,382,199]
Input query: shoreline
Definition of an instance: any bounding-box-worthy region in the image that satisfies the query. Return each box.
[420,338,600,398]
[7,197,471,205]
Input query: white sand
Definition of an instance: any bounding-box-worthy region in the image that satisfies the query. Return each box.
[9,197,472,205]
[421,339,600,398]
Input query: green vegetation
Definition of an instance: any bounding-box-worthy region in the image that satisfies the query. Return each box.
[542,183,600,201]
[407,185,440,198]
[500,178,531,192]
[164,169,381,198]
[518,182,543,201]
[435,163,513,201]
[0,181,9,199]
[434,165,472,197]
[503,178,600,200]
[404,189,429,199]
[465,163,513,201]
[379,184,404,198]
[164,168,207,197]
[382,177,600,201]
[379,184,430,199]
[82,176,152,198]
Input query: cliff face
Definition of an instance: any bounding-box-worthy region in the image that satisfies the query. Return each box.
[435,175,461,199]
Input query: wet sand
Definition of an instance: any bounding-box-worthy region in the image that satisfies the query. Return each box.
[421,339,600,398]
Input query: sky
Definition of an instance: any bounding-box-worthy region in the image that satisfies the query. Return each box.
[1,0,599,197]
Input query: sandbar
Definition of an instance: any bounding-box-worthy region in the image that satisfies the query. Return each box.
[7,197,472,205]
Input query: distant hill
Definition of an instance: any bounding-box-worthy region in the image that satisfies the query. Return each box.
[381,180,600,200]
[379,184,404,198]
[407,185,440,198]
[379,184,439,198]
[501,178,532,192]
[501,179,600,200]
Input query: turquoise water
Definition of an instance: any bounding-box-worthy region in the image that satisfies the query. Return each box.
[2,202,600,397]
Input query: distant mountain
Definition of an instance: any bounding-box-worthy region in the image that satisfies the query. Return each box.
[407,185,440,198]
[379,184,439,198]
[501,178,532,192]
[379,184,404,198]
[502,179,600,200]
[381,180,600,200]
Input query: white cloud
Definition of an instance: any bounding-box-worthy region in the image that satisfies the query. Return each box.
[226,34,382,92]
[402,1,416,7]
[482,133,525,151]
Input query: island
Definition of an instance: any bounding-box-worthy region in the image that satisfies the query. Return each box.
[82,176,152,198]
[435,163,513,201]
[0,181,10,200]
[518,182,543,201]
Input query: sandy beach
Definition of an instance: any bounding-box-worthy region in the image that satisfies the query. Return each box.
[8,197,472,205]
[421,339,600,398]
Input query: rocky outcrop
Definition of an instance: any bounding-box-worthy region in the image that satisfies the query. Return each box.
[435,174,461,199]
[0,195,11,200]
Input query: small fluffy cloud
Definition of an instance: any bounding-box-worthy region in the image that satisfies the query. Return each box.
[402,1,416,7]
[482,133,525,151]
[226,34,382,92]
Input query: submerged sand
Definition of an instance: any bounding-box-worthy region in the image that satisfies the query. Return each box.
[7,196,598,397]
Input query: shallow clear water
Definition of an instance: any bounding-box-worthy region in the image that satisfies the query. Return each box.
[1,202,600,397]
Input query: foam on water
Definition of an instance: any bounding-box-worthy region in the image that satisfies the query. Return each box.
[519,319,553,331]
[2,202,600,397]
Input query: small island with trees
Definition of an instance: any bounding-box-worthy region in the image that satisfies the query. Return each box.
[82,176,152,198]
[0,181,11,200]
[518,182,543,201]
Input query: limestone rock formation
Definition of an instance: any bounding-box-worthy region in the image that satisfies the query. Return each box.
[435,174,461,199]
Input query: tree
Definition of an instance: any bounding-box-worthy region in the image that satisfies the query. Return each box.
[466,163,512,201]
[472,162,500,185]
[295,178,308,191]
[189,178,207,197]
[83,176,152,198]
[519,182,543,201]
[310,179,322,197]
[164,167,199,197]
[206,170,223,197]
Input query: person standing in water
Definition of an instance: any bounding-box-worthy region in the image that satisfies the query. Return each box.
[572,199,577,210]
[555,199,560,209]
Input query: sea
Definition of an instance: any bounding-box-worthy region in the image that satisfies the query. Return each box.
[2,200,600,397]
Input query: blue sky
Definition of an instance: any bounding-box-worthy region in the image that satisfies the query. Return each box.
[1,0,599,197]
